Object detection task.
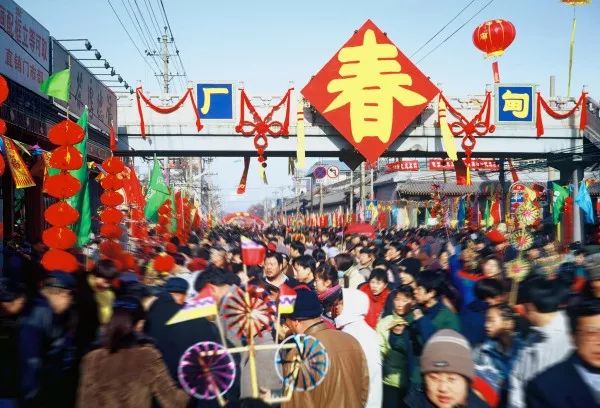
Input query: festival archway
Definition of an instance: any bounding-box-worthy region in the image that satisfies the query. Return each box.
[222,212,265,228]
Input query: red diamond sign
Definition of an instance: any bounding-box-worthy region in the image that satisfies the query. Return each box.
[302,20,439,163]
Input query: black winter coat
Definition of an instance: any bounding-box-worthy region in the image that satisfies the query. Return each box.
[526,353,600,408]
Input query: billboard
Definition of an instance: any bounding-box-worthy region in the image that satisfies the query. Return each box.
[0,0,49,95]
[51,39,117,135]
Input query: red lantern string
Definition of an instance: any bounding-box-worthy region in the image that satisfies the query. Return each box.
[0,75,9,176]
[41,119,84,273]
[438,92,495,185]
[135,86,203,139]
[535,91,587,137]
[235,88,293,167]
[98,156,126,269]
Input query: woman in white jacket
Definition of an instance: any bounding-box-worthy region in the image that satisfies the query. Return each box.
[335,288,383,408]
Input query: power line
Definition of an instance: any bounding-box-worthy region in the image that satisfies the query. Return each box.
[143,0,163,38]
[120,0,154,53]
[411,0,479,58]
[158,0,189,83]
[105,0,159,80]
[133,0,160,46]
[415,0,497,65]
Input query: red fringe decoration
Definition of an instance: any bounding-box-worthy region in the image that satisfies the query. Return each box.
[536,91,587,138]
[135,87,203,139]
[235,88,293,167]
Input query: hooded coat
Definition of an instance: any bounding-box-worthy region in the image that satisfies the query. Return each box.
[335,289,383,408]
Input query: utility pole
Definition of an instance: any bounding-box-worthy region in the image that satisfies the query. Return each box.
[161,28,169,95]
[360,162,365,209]
[152,27,186,96]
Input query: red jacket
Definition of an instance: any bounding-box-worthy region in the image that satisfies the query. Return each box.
[359,284,391,328]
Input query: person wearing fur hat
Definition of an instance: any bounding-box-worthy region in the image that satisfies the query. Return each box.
[404,329,489,408]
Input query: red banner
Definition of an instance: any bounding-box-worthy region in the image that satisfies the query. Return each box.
[428,159,499,171]
[385,160,419,173]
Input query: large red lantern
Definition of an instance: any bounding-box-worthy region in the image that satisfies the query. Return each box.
[42,227,77,250]
[472,19,516,58]
[49,145,83,170]
[41,249,79,273]
[44,173,81,199]
[48,120,84,145]
[44,202,80,226]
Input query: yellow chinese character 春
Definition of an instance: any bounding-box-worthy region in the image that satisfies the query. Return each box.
[324,29,427,143]
[502,90,529,119]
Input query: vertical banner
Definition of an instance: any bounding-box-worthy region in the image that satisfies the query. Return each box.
[3,136,35,188]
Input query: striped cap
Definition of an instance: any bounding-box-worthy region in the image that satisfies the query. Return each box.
[421,329,474,380]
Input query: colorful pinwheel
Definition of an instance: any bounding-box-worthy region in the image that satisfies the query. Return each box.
[178,341,236,400]
[221,286,275,339]
[516,202,539,226]
[275,334,330,392]
[510,230,534,251]
[506,259,530,283]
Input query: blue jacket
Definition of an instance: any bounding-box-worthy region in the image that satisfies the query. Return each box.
[460,299,488,348]
[19,295,76,406]
[526,353,600,408]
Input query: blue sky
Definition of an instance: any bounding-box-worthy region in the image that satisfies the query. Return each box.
[18,0,600,211]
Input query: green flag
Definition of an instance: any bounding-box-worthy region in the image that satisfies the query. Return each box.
[68,108,92,247]
[483,199,491,228]
[144,157,170,222]
[552,182,570,224]
[39,68,70,102]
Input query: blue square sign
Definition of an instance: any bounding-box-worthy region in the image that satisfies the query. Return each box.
[197,83,234,119]
[496,84,535,123]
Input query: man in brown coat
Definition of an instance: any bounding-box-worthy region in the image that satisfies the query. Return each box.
[279,286,369,408]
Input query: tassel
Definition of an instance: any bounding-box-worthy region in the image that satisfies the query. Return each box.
[466,166,471,186]
[296,99,305,168]
[438,96,458,161]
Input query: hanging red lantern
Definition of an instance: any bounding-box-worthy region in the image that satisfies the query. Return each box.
[0,155,5,176]
[472,19,516,58]
[49,145,83,170]
[0,120,6,135]
[99,207,124,224]
[130,208,144,220]
[42,227,77,250]
[153,253,175,273]
[100,174,125,191]
[99,240,123,259]
[0,75,9,104]
[41,249,79,273]
[120,253,137,271]
[100,190,124,207]
[100,223,123,239]
[48,120,84,145]
[102,157,125,174]
[44,173,81,199]
[45,202,80,226]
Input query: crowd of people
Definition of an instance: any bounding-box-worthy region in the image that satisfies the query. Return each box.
[1,224,600,408]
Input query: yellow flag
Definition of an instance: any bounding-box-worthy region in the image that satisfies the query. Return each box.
[296,100,305,168]
[438,97,458,162]
[3,137,35,188]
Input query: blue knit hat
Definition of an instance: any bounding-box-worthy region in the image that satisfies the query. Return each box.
[164,277,189,294]
[286,286,322,320]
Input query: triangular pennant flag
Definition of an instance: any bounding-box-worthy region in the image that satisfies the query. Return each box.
[39,68,70,102]
[167,286,218,325]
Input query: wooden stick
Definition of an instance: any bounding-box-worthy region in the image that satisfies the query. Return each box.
[214,312,228,348]
[275,307,282,345]
[198,343,295,357]
[245,291,259,398]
